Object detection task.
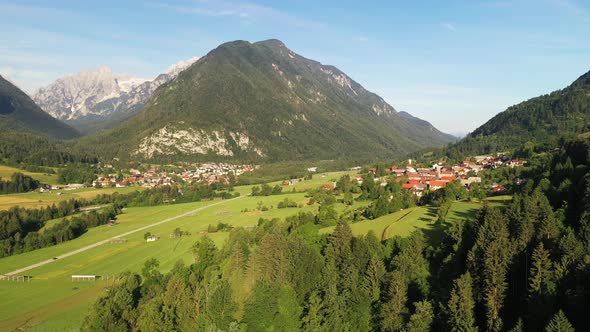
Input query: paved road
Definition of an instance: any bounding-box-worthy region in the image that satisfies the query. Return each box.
[4,196,244,276]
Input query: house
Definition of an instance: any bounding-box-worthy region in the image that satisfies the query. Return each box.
[354,176,364,184]
[429,180,447,191]
[146,235,160,242]
[460,177,482,187]
[492,184,507,193]
[322,183,336,190]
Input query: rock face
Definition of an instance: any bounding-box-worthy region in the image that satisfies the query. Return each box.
[0,75,79,139]
[33,57,198,133]
[79,39,455,161]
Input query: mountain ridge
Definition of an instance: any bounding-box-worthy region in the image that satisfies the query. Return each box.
[447,69,590,155]
[33,57,199,133]
[0,75,80,140]
[76,39,454,161]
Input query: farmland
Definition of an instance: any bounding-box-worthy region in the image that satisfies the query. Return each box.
[0,186,143,210]
[0,165,59,185]
[0,190,342,330]
[0,170,510,331]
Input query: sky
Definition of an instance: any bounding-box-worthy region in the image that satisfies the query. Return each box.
[1,0,589,136]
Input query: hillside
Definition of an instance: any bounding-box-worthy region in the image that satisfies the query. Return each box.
[33,58,198,134]
[0,75,79,139]
[78,39,454,161]
[453,70,590,154]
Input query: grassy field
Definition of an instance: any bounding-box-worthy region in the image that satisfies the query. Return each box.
[320,198,510,244]
[0,171,510,331]
[0,192,340,330]
[0,165,59,185]
[0,186,143,210]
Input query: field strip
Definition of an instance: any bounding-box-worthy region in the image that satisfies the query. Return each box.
[4,196,245,276]
[381,207,420,240]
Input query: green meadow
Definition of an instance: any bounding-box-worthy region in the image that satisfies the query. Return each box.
[0,186,143,210]
[0,165,59,185]
[0,170,510,331]
[0,192,341,330]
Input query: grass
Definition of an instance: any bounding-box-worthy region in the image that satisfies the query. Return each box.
[0,172,511,330]
[0,192,340,329]
[0,165,59,185]
[0,186,143,211]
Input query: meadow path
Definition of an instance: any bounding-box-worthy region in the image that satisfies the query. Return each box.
[4,196,245,276]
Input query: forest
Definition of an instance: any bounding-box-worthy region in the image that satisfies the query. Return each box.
[0,172,40,194]
[80,136,590,331]
[0,182,239,258]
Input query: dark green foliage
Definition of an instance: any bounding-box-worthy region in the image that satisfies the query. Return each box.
[58,164,96,184]
[251,183,282,196]
[447,70,590,156]
[545,310,575,332]
[81,136,590,331]
[447,272,478,332]
[76,40,453,162]
[0,172,40,193]
[0,75,79,139]
[0,131,97,166]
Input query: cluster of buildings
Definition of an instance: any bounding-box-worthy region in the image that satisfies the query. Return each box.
[92,163,256,188]
[374,156,526,197]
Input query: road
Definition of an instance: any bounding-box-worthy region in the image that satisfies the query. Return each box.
[4,196,245,276]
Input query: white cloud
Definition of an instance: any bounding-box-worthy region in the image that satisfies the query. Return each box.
[441,23,457,31]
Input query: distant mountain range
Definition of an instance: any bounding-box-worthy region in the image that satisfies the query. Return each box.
[33,57,198,133]
[0,75,79,139]
[451,69,590,154]
[76,39,455,161]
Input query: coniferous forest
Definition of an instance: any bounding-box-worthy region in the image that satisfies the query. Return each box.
[80,137,590,332]
[1,5,590,331]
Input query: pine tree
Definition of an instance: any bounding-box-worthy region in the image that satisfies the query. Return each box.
[407,300,434,332]
[303,291,325,332]
[380,271,408,331]
[467,206,512,332]
[545,310,574,332]
[365,255,386,302]
[509,318,524,332]
[447,272,477,332]
[529,242,553,295]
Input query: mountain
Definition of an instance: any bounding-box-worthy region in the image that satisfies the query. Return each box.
[452,69,590,154]
[398,111,457,142]
[0,75,79,139]
[79,39,454,161]
[33,57,199,133]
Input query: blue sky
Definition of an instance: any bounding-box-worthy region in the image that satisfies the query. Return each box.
[1,0,588,135]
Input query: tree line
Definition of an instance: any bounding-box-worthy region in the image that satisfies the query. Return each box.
[80,135,590,331]
[0,172,40,194]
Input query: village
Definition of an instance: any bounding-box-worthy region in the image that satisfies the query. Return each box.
[347,155,526,197]
[36,162,258,192]
[91,162,257,188]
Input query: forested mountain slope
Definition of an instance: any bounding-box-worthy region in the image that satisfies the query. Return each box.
[78,39,454,162]
[0,75,79,139]
[451,70,590,154]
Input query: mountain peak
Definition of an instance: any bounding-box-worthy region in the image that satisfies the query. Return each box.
[570,69,590,90]
[255,39,286,48]
[78,39,454,161]
[165,56,200,77]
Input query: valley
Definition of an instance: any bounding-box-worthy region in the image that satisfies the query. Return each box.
[0,171,499,330]
[1,5,589,330]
